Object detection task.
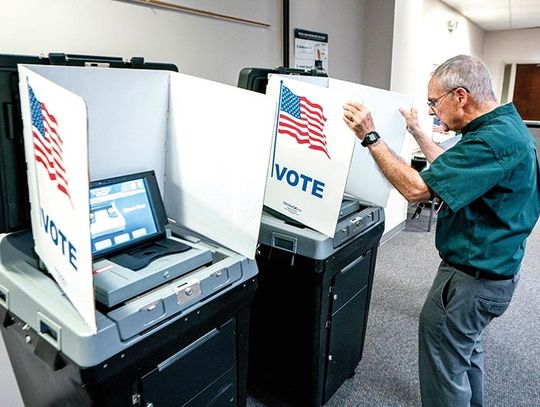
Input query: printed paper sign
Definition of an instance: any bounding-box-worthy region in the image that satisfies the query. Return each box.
[294,29,329,72]
[265,76,356,237]
[19,67,95,334]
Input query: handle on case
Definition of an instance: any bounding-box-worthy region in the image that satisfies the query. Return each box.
[2,103,15,140]
[48,53,124,66]
[130,57,145,68]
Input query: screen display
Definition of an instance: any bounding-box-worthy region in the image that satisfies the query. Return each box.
[89,171,166,258]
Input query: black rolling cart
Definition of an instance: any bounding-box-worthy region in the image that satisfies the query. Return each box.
[249,203,384,406]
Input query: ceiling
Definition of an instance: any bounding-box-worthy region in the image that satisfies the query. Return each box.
[440,0,540,31]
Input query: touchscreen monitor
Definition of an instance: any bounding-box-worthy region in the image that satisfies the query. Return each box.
[89,170,167,258]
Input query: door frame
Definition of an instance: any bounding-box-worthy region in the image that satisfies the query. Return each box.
[500,60,540,103]
[500,60,540,123]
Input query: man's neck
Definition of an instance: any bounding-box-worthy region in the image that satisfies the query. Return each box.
[463,100,499,126]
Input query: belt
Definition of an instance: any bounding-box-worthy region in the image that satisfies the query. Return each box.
[443,259,514,281]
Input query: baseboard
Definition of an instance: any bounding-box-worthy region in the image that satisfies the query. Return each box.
[380,220,406,246]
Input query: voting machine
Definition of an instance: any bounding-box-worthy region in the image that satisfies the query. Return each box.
[0,168,257,406]
[0,226,257,406]
[0,53,177,234]
[0,166,258,407]
[238,68,385,406]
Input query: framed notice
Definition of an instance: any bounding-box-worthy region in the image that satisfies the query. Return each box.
[294,29,328,72]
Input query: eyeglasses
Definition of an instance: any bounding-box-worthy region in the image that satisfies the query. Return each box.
[427,87,469,111]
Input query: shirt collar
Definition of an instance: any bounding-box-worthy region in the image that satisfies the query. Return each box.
[461,103,517,136]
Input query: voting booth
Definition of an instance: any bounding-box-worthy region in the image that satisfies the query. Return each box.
[0,62,276,406]
[238,68,412,406]
[0,53,179,235]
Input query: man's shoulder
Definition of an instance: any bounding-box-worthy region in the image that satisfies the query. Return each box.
[470,111,532,157]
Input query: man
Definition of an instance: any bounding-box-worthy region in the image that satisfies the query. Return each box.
[343,54,540,406]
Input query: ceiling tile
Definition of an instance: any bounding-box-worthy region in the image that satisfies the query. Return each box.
[439,0,540,31]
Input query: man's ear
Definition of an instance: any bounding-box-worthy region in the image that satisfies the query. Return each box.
[455,87,469,106]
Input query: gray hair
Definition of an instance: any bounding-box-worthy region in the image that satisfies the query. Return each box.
[432,55,497,104]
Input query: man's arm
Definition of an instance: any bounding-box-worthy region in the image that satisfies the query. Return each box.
[399,107,444,163]
[367,138,431,202]
[343,101,432,203]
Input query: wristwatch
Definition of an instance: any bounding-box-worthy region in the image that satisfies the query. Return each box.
[361,131,380,147]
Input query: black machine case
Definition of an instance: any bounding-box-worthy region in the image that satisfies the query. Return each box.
[0,53,178,233]
[237,66,327,95]
[237,66,385,406]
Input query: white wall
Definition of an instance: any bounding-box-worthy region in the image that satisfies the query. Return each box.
[382,0,486,237]
[289,0,366,83]
[0,0,281,86]
[362,0,395,89]
[411,0,485,130]
[0,0,370,86]
[483,28,540,99]
[378,0,424,238]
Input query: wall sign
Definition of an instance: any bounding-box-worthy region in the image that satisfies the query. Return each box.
[294,29,328,72]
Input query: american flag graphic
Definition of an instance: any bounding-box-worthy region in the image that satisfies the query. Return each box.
[278,85,330,159]
[29,86,71,199]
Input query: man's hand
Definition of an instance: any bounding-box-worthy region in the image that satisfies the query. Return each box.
[399,106,422,137]
[343,103,431,202]
[399,106,444,163]
[343,101,375,141]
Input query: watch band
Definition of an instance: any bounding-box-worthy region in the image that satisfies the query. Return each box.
[361,131,380,147]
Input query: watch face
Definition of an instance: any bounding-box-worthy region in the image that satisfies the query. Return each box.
[362,131,380,146]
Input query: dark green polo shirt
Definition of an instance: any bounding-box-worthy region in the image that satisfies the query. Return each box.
[420,103,540,276]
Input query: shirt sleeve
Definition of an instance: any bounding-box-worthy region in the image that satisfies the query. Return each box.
[420,137,506,213]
